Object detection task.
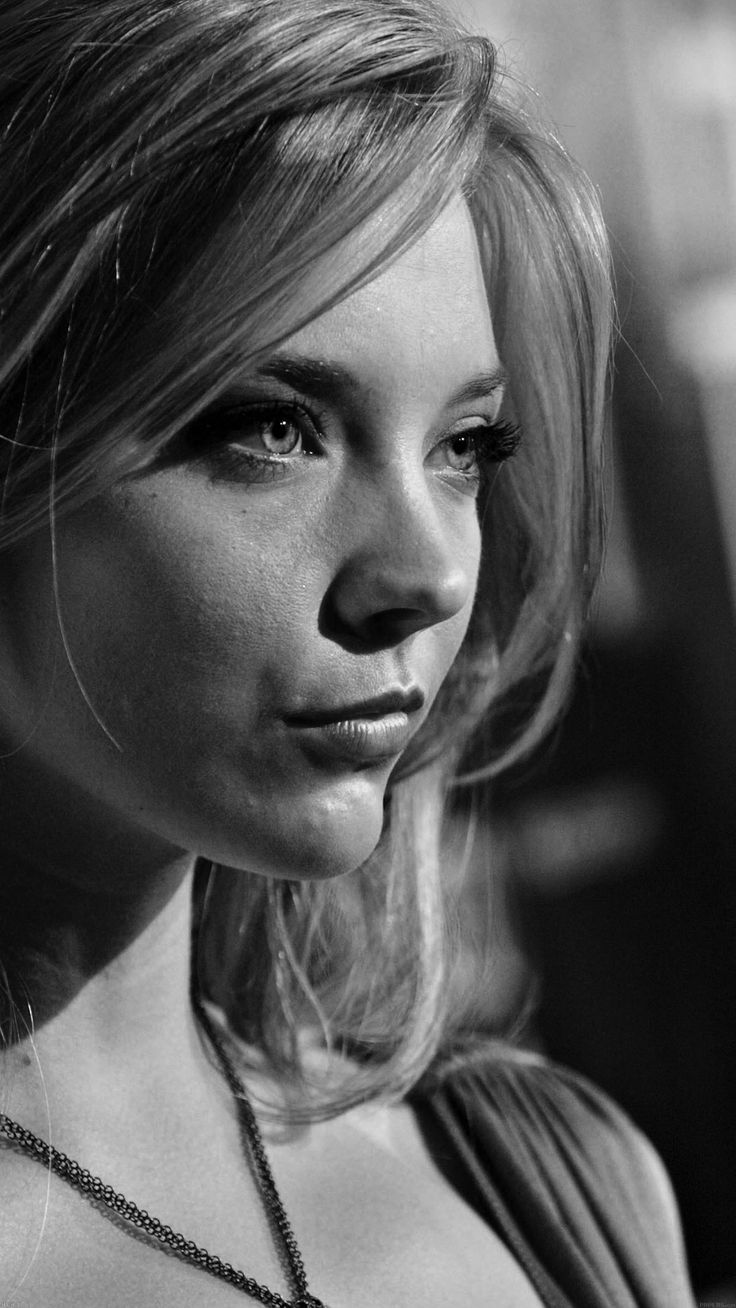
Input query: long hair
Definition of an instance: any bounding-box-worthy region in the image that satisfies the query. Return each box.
[0,0,612,1116]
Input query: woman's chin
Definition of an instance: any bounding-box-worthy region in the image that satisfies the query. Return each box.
[195,781,387,881]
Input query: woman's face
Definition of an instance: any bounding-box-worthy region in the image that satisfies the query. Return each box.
[0,197,506,881]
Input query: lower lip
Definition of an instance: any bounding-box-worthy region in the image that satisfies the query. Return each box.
[289,712,415,763]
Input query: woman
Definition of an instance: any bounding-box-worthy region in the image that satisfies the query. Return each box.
[0,1,695,1305]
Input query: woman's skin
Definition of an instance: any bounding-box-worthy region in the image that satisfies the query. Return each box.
[0,198,544,1306]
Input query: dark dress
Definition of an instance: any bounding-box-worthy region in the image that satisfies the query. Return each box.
[408,1046,697,1308]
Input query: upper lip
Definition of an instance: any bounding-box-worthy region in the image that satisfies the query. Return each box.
[287,686,426,726]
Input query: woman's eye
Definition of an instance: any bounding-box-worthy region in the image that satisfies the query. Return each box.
[173,399,327,484]
[444,431,481,473]
[213,405,319,457]
[248,414,301,455]
[432,419,522,480]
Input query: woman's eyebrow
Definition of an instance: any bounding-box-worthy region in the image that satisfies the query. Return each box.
[256,355,360,402]
[448,368,508,406]
[256,354,507,407]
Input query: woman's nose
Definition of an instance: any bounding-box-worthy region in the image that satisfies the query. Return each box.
[321,481,477,650]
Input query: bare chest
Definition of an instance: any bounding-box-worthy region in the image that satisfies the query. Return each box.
[0,1105,545,1308]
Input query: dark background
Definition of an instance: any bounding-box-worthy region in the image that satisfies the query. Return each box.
[449,0,736,1294]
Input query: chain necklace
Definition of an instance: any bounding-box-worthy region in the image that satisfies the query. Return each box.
[0,1000,327,1308]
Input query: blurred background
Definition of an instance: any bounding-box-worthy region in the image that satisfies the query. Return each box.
[445,0,736,1296]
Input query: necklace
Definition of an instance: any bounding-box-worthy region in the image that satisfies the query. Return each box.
[0,1000,327,1308]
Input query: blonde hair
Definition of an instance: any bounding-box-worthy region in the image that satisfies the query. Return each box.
[0,0,612,1116]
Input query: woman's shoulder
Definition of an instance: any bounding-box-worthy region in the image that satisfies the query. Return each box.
[414,1039,669,1191]
[409,1040,696,1308]
[411,1040,682,1220]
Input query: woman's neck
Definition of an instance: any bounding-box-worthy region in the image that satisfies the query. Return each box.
[0,833,218,1148]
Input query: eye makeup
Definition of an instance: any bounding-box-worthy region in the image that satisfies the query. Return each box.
[454,418,521,465]
[172,379,521,491]
[428,417,521,495]
[179,394,329,484]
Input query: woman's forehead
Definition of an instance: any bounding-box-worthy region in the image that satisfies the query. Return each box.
[266,197,502,413]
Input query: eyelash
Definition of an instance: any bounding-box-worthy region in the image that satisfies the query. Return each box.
[183,399,322,481]
[448,421,522,468]
[184,399,521,486]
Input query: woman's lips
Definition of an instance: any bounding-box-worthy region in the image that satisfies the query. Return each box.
[285,688,425,765]
[290,710,416,764]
